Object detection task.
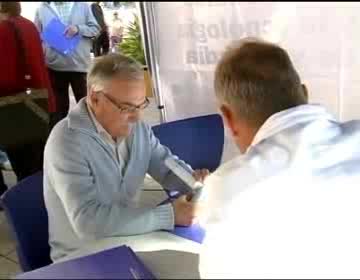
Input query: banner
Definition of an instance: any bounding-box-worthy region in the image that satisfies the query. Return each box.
[143,2,360,161]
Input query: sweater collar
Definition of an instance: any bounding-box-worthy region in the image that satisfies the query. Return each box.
[67,98,98,136]
[67,98,136,142]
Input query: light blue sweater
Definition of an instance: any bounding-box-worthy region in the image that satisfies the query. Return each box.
[34,2,100,72]
[44,98,192,261]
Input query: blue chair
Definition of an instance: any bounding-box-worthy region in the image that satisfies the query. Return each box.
[0,171,52,272]
[152,113,224,174]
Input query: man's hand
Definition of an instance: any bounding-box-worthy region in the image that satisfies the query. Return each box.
[64,25,79,38]
[192,169,210,183]
[172,195,202,226]
[184,169,210,201]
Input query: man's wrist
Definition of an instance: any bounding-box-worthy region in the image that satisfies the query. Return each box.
[154,203,175,230]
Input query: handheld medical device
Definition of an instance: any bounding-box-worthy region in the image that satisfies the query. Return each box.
[164,157,205,202]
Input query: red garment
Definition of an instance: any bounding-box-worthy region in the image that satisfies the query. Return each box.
[0,16,56,112]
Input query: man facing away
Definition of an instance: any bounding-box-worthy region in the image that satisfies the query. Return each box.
[199,38,360,278]
[44,53,209,262]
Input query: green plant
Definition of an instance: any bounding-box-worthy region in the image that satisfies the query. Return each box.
[118,13,146,66]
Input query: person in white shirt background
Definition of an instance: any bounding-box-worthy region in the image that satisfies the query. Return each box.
[199,37,360,278]
[109,11,123,52]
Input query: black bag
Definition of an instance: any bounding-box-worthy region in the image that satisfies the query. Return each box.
[0,19,49,151]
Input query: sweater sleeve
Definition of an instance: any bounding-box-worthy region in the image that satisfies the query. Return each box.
[77,4,100,38]
[45,128,175,240]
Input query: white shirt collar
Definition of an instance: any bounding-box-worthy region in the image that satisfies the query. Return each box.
[50,2,74,19]
[87,101,120,146]
[250,104,335,149]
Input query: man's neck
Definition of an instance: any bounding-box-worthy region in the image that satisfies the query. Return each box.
[234,122,259,154]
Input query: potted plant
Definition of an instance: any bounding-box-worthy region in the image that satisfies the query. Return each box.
[118,13,153,97]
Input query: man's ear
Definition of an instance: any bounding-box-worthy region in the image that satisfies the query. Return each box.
[302,84,309,102]
[220,104,239,137]
[88,89,99,107]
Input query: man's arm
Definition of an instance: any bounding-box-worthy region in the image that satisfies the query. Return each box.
[75,3,100,38]
[146,125,193,194]
[45,130,174,240]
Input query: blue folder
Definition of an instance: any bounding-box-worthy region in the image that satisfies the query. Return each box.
[170,223,206,244]
[16,245,156,279]
[41,18,80,55]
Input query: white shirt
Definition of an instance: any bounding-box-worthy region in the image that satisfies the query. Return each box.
[50,2,74,24]
[199,104,360,278]
[87,102,129,174]
[110,18,123,38]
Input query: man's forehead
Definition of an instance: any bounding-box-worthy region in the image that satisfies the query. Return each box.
[108,77,144,87]
[106,79,145,102]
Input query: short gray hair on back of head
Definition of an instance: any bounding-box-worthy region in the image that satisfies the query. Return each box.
[215,37,306,128]
[87,53,144,92]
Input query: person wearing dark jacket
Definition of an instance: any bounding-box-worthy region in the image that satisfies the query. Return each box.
[0,2,55,109]
[0,2,55,186]
[91,2,109,56]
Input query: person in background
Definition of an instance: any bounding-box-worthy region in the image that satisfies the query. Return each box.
[109,11,123,52]
[44,53,209,261]
[0,151,11,172]
[0,150,9,199]
[199,38,360,278]
[0,172,6,200]
[34,2,100,129]
[0,150,10,207]
[91,2,109,57]
[0,2,55,184]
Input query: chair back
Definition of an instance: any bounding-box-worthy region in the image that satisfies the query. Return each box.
[152,114,224,172]
[0,171,52,272]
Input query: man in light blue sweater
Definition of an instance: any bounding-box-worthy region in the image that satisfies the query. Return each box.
[44,53,209,261]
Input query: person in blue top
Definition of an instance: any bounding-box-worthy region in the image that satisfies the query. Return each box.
[34,2,101,129]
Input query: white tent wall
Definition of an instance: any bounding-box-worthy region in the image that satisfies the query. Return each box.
[20,2,41,21]
[141,2,360,162]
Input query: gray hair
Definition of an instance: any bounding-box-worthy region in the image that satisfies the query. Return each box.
[214,37,306,128]
[87,53,144,92]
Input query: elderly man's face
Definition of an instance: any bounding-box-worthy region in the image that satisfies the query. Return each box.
[90,78,146,138]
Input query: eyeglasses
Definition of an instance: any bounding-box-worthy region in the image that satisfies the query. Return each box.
[99,91,150,114]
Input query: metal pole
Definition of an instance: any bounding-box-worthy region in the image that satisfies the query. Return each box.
[138,2,167,123]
